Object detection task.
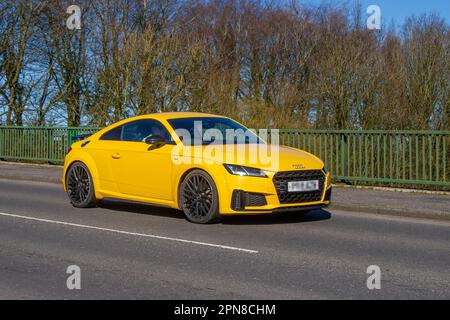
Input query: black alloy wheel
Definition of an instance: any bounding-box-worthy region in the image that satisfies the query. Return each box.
[66,162,97,208]
[180,170,220,224]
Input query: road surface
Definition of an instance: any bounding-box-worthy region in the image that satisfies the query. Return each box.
[0,178,449,299]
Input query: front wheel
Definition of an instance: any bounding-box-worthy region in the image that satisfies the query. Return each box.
[66,162,97,208]
[179,170,221,224]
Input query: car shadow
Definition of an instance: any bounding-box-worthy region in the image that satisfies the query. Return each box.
[220,209,332,225]
[98,199,184,220]
[98,199,332,225]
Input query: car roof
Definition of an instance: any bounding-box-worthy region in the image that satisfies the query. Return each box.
[126,112,226,121]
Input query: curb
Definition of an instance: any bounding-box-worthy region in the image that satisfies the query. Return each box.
[329,204,450,222]
[333,184,450,196]
[0,175,61,184]
[0,161,63,168]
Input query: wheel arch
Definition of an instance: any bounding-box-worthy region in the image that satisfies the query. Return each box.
[175,166,218,210]
[63,153,102,199]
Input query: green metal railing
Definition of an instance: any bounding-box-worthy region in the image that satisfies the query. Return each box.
[258,129,450,188]
[0,126,449,189]
[0,127,99,163]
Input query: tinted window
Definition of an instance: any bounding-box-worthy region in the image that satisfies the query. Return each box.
[100,119,172,142]
[167,117,263,145]
[100,126,122,141]
[122,119,172,142]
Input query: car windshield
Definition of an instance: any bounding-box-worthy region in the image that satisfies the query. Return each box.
[167,117,264,146]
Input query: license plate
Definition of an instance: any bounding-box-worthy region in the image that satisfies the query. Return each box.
[288,180,319,192]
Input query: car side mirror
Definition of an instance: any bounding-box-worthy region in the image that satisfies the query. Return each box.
[144,135,166,149]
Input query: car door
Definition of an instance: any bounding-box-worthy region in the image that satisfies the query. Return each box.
[109,119,175,201]
[85,125,124,194]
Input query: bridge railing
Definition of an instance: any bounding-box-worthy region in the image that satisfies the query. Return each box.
[256,129,449,188]
[0,127,99,163]
[0,126,449,189]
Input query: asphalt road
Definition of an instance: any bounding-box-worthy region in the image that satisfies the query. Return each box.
[0,178,449,299]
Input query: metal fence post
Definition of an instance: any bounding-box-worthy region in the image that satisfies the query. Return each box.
[47,128,52,163]
[0,127,3,159]
[341,132,349,182]
[68,128,78,148]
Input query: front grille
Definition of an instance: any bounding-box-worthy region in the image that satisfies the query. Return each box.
[273,170,325,204]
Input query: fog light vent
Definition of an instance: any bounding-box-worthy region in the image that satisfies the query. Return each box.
[324,187,332,202]
[231,190,267,211]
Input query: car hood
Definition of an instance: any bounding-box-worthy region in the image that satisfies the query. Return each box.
[184,144,324,172]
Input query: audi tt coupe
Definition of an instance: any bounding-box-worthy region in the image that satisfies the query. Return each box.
[63,113,332,223]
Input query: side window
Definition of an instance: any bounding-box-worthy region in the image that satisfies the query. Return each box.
[121,119,172,143]
[100,125,122,141]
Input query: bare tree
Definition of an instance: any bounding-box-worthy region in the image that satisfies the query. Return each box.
[0,1,47,125]
[0,0,448,130]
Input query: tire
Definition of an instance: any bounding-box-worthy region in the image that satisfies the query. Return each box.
[65,161,97,208]
[179,170,221,224]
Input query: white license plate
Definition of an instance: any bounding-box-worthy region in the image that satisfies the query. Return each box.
[288,180,319,192]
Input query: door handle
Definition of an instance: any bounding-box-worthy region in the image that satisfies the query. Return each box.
[111,153,121,159]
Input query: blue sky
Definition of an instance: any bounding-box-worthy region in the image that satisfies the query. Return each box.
[305,0,450,26]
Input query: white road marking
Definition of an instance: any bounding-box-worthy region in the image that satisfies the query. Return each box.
[0,212,259,254]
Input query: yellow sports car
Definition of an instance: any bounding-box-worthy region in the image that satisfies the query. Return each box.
[63,113,332,223]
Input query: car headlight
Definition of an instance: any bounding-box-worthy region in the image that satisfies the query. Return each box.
[223,164,268,178]
[322,165,328,174]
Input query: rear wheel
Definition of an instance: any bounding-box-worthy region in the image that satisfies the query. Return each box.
[66,162,97,208]
[179,170,221,224]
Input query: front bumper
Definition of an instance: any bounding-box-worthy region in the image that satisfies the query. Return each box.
[218,170,332,215]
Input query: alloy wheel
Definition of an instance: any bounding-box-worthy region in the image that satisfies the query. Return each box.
[67,164,91,206]
[181,174,214,221]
